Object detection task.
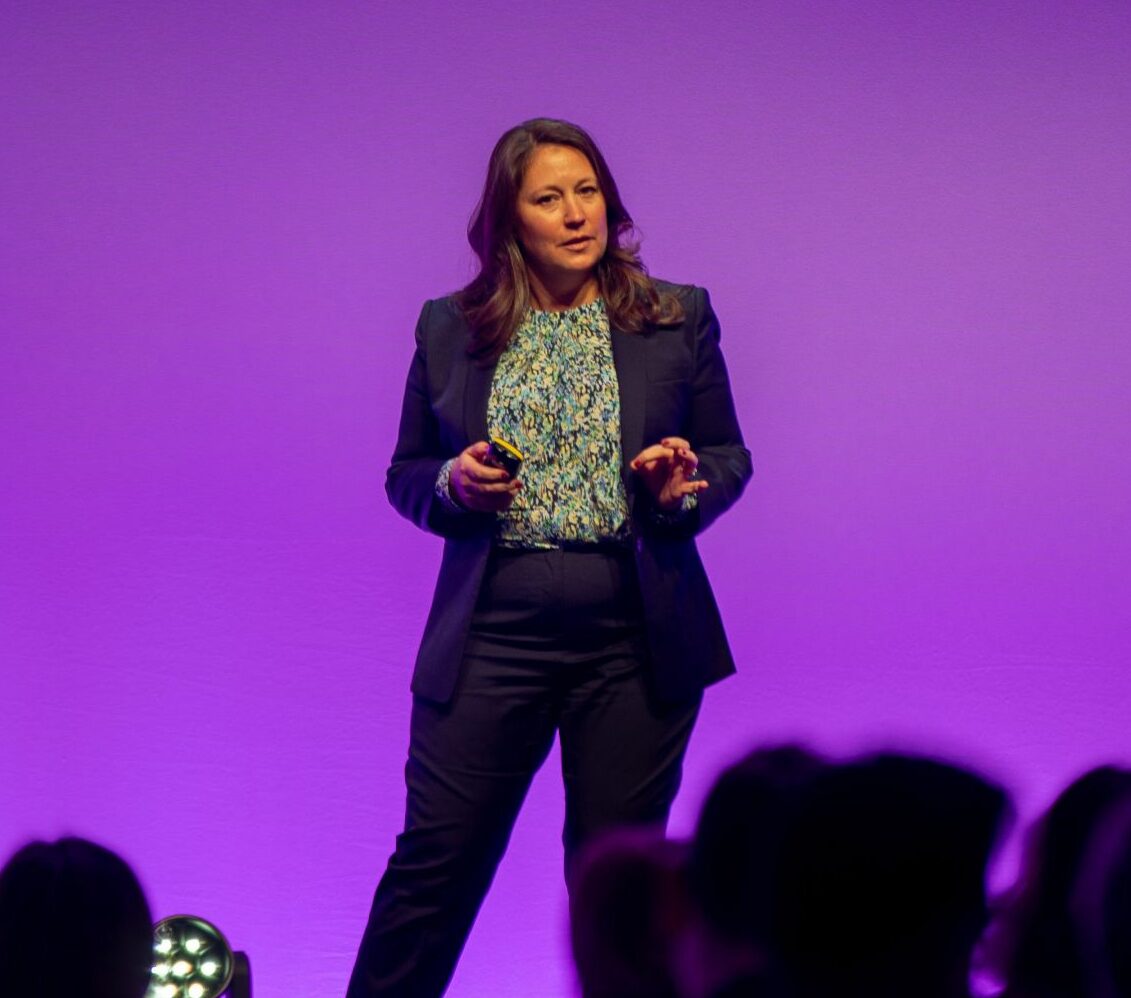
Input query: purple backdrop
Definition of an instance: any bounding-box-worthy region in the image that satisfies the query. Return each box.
[3,1,1130,994]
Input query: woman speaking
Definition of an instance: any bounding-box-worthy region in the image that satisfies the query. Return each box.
[347,118,752,997]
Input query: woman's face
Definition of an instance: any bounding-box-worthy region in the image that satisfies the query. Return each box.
[514,143,608,288]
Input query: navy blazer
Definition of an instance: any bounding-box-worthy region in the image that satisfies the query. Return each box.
[386,280,752,703]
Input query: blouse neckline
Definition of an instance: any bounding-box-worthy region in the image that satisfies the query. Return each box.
[527,297,606,320]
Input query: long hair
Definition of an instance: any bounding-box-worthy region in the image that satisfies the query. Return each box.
[456,118,684,361]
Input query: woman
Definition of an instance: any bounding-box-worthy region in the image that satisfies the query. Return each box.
[347,118,752,997]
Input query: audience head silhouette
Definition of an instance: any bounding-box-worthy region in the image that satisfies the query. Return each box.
[991,765,1131,998]
[773,752,1010,998]
[1071,790,1131,998]
[0,836,153,998]
[570,827,688,998]
[11,753,1123,998]
[691,743,825,944]
[683,743,825,996]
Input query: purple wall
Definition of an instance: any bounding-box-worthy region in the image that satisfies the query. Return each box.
[3,1,1130,994]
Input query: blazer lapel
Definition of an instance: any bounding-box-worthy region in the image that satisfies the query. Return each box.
[462,356,495,446]
[611,324,647,500]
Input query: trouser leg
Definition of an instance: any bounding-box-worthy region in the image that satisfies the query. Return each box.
[347,547,702,995]
[554,550,703,880]
[346,659,558,998]
[558,657,701,880]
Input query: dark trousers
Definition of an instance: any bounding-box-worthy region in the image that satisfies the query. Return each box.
[346,546,702,997]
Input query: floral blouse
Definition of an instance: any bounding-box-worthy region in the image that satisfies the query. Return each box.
[487,299,629,548]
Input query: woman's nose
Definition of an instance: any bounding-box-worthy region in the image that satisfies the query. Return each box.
[562,196,584,224]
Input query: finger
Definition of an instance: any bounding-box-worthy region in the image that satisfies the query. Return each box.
[466,477,519,494]
[629,445,675,470]
[658,438,697,469]
[663,453,700,480]
[455,441,510,483]
[666,463,708,490]
[462,456,511,483]
[460,480,521,511]
[662,449,698,477]
[494,481,522,503]
[463,440,497,461]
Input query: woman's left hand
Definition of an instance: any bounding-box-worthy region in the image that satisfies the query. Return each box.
[629,436,709,511]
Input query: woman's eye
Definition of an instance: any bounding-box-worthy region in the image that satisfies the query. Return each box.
[537,195,557,205]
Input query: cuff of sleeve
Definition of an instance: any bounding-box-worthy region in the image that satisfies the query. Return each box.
[435,457,465,513]
[649,491,698,525]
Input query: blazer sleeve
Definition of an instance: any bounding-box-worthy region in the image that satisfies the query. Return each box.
[643,286,753,540]
[384,300,493,539]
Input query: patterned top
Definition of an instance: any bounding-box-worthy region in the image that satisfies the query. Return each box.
[488,299,630,548]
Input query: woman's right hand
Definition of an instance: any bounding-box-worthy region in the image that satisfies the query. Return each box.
[449,441,521,512]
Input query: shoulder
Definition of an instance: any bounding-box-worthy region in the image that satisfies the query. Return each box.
[418,294,468,326]
[649,278,709,312]
[649,277,699,299]
[412,294,472,347]
[646,279,713,330]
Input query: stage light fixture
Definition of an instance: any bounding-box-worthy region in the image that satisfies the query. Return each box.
[146,915,250,998]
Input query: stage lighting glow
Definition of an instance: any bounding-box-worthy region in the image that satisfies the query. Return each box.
[146,916,234,998]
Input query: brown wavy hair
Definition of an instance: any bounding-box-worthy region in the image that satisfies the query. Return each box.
[456,118,684,361]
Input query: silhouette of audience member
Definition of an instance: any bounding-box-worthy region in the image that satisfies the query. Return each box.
[569,827,688,998]
[1072,791,1131,998]
[772,753,1010,998]
[988,766,1131,998]
[0,836,153,998]
[687,744,826,997]
[570,750,1131,998]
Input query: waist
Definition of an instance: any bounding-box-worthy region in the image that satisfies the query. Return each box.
[494,538,633,556]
